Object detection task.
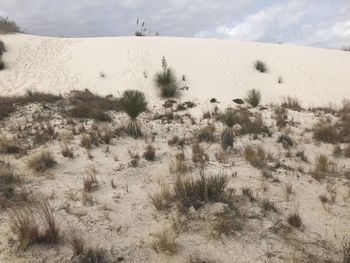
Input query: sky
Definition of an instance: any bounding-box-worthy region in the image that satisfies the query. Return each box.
[0,0,349,48]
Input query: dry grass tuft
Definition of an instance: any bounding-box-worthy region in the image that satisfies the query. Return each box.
[287,205,302,228]
[149,183,173,210]
[100,126,114,144]
[197,124,215,142]
[192,143,209,164]
[243,145,267,169]
[169,152,189,173]
[143,144,156,161]
[69,232,85,256]
[281,96,302,111]
[151,228,177,255]
[84,175,98,192]
[313,121,338,144]
[312,154,330,180]
[37,198,60,244]
[61,145,74,158]
[80,134,92,149]
[186,255,217,263]
[0,135,22,154]
[212,211,242,238]
[27,150,56,172]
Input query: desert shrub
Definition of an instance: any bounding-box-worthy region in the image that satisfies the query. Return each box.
[236,109,268,135]
[27,150,56,172]
[333,145,343,157]
[100,126,113,144]
[69,104,111,122]
[74,247,110,263]
[143,144,156,161]
[220,108,238,150]
[197,124,215,142]
[0,17,22,34]
[255,60,267,73]
[61,145,74,158]
[281,96,302,111]
[154,57,180,98]
[277,134,293,148]
[212,211,242,238]
[151,229,177,255]
[296,150,308,162]
[70,232,85,256]
[120,90,148,137]
[173,171,228,211]
[244,89,262,108]
[37,199,60,244]
[313,121,338,143]
[80,134,92,149]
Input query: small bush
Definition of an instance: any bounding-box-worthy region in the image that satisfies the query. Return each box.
[27,150,56,172]
[333,145,342,157]
[0,17,22,34]
[69,104,111,122]
[70,232,85,256]
[100,126,113,144]
[287,206,302,228]
[255,60,267,73]
[143,144,156,161]
[80,134,92,149]
[37,199,60,244]
[61,145,74,158]
[192,143,209,164]
[244,89,262,108]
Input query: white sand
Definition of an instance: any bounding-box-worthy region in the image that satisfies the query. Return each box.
[1,34,350,106]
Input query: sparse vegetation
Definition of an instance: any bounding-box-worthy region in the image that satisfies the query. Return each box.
[312,154,330,180]
[287,206,302,228]
[313,121,338,143]
[120,90,148,137]
[281,96,302,111]
[244,89,262,108]
[27,150,56,172]
[244,145,267,169]
[197,124,215,143]
[143,144,156,161]
[151,229,177,255]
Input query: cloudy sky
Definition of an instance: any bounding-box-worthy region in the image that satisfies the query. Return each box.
[0,0,349,48]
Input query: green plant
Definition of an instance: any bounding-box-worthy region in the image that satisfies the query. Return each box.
[154,57,180,98]
[245,89,262,108]
[220,108,238,150]
[255,60,267,73]
[120,90,148,137]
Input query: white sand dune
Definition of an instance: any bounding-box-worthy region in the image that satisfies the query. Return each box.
[1,34,350,106]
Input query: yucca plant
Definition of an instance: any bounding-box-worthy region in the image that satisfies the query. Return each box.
[221,108,238,150]
[154,57,180,98]
[244,89,262,108]
[120,90,148,137]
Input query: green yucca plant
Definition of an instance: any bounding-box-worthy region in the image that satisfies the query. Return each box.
[220,108,238,150]
[120,90,148,137]
[154,57,180,98]
[245,89,262,108]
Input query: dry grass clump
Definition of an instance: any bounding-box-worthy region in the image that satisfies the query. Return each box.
[69,104,111,122]
[192,143,209,164]
[0,135,21,154]
[27,150,56,172]
[197,124,215,142]
[235,108,269,136]
[342,236,350,263]
[168,135,186,149]
[173,171,228,211]
[143,144,156,161]
[287,206,302,228]
[169,152,189,173]
[242,187,255,202]
[0,163,18,185]
[312,154,330,180]
[212,211,242,238]
[84,175,98,192]
[151,228,177,255]
[261,198,278,214]
[61,145,74,158]
[80,134,92,149]
[186,255,217,263]
[9,198,60,250]
[243,145,267,169]
[296,150,308,163]
[69,232,85,256]
[313,121,338,143]
[281,96,302,111]
[100,126,113,144]
[215,151,229,164]
[149,183,173,210]
[275,106,288,128]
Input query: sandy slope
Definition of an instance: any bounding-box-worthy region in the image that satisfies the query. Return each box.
[1,34,350,106]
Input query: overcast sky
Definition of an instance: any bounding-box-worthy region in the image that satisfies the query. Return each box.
[0,0,349,48]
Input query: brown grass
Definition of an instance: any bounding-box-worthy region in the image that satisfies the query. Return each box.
[186,255,217,263]
[312,154,329,180]
[84,175,98,192]
[37,199,60,244]
[149,183,173,210]
[69,232,85,256]
[27,150,56,172]
[80,134,92,149]
[197,124,215,142]
[287,205,302,228]
[0,135,22,154]
[313,121,338,143]
[212,211,241,238]
[169,152,189,173]
[100,126,113,144]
